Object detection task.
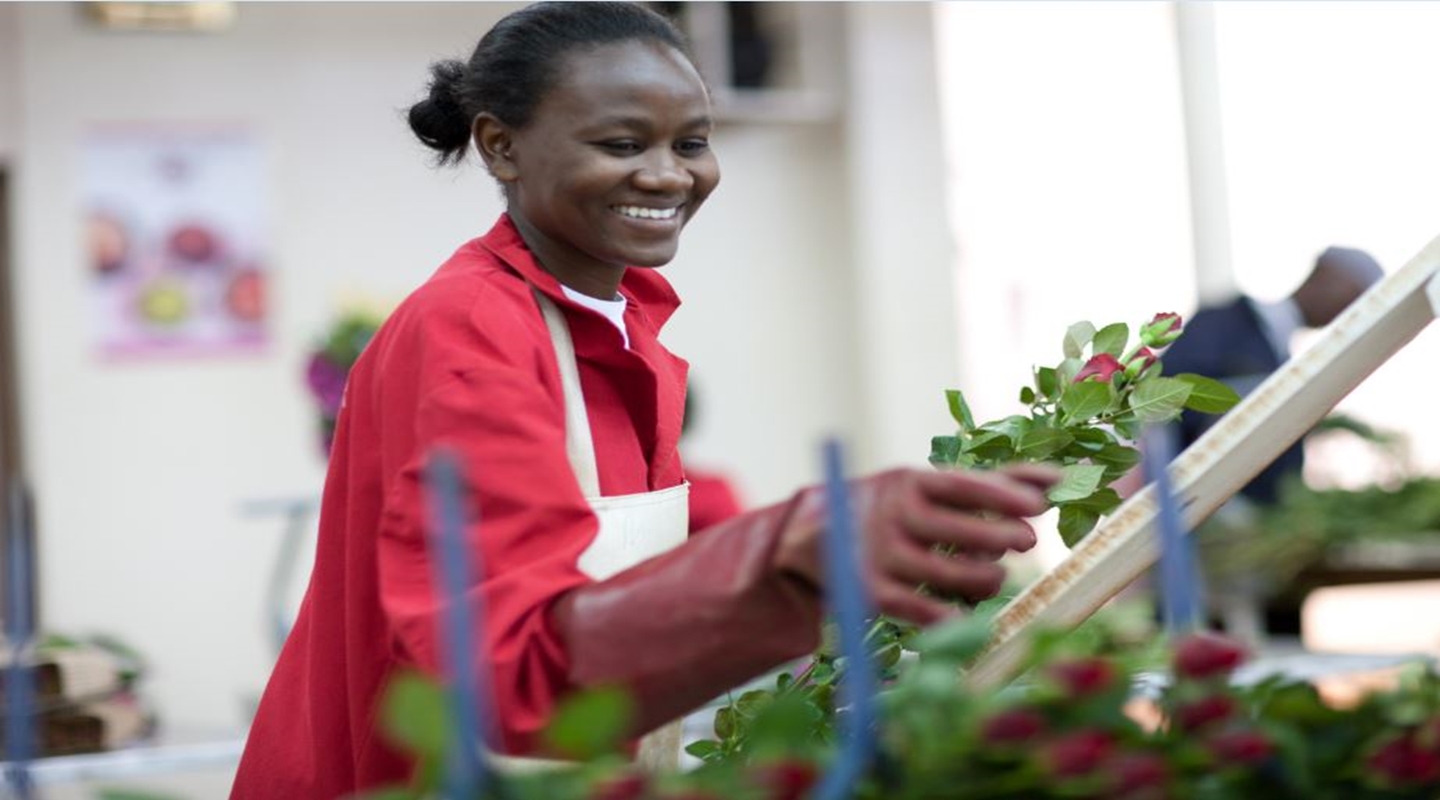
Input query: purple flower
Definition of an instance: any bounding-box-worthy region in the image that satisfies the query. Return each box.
[306,353,349,415]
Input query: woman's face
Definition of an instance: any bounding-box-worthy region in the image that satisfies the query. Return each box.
[499,39,720,297]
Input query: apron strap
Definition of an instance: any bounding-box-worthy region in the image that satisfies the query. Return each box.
[533,290,603,498]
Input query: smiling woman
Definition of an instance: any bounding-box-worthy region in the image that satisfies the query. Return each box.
[229,3,1057,798]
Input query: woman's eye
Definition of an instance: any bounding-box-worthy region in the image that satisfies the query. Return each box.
[676,139,710,156]
[598,140,643,155]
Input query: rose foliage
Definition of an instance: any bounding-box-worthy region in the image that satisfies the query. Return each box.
[930,313,1239,545]
[365,610,1440,799]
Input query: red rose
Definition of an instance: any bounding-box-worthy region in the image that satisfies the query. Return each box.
[1141,312,1184,347]
[980,708,1047,745]
[1172,632,1247,680]
[1044,730,1115,778]
[1125,346,1159,377]
[1111,751,1170,795]
[1074,353,1124,383]
[750,760,818,800]
[1174,694,1237,732]
[1047,657,1117,698]
[1369,735,1440,785]
[1206,729,1274,765]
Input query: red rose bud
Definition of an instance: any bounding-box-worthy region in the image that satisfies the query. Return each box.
[589,772,650,800]
[1074,353,1124,383]
[1111,751,1170,795]
[980,708,1047,745]
[1206,730,1274,765]
[1174,694,1237,732]
[1124,346,1159,378]
[1368,735,1440,785]
[1047,657,1118,698]
[1044,730,1115,778]
[750,760,818,800]
[1141,312,1183,347]
[1172,632,1247,680]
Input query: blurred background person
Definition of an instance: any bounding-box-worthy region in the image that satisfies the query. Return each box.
[1163,245,1384,506]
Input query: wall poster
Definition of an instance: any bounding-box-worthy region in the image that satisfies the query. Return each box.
[84,126,268,358]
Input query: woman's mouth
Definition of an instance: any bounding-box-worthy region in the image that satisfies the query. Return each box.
[612,204,681,221]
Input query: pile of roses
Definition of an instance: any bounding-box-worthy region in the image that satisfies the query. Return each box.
[366,610,1440,799]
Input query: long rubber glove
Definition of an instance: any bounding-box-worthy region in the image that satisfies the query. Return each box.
[550,465,1055,738]
[551,489,823,738]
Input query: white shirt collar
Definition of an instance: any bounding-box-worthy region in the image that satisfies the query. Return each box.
[1248,296,1304,361]
[560,285,630,349]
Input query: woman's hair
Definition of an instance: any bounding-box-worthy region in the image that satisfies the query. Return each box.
[407,2,693,166]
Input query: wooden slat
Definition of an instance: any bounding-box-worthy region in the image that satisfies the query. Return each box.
[966,234,1440,690]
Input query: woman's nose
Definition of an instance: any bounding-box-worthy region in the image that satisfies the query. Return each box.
[633,148,692,192]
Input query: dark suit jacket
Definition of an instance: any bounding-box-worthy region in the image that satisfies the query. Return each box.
[1160,296,1304,505]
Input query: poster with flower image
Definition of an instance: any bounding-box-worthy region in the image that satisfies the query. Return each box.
[84,126,268,358]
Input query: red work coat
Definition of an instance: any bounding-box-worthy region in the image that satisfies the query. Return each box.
[231,215,689,798]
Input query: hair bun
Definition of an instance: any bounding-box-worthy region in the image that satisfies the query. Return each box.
[407,59,472,164]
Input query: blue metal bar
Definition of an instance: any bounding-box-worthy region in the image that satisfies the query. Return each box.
[4,479,35,799]
[424,449,491,799]
[814,439,879,800]
[1142,427,1205,633]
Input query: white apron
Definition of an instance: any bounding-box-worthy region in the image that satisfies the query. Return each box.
[490,291,689,774]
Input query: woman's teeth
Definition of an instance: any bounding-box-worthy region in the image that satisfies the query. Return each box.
[614,205,679,220]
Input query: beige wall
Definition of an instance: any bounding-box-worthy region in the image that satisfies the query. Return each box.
[9,2,955,732]
[0,5,17,163]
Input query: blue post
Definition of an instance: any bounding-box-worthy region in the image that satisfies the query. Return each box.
[1141,427,1205,633]
[814,439,879,800]
[424,449,493,799]
[4,480,35,799]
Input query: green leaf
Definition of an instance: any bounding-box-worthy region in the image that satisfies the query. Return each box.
[1064,321,1096,359]
[378,670,449,761]
[1066,487,1123,515]
[912,612,994,664]
[1058,504,1100,547]
[1056,357,1084,385]
[1092,322,1129,357]
[1036,366,1059,400]
[1016,426,1074,461]
[963,430,1013,462]
[1059,381,1112,424]
[1047,463,1108,503]
[945,388,975,431]
[929,435,962,467]
[685,739,722,760]
[986,415,1033,442]
[1127,376,1193,423]
[1112,415,1141,441]
[543,686,634,759]
[714,705,737,739]
[1091,443,1141,478]
[1019,385,1035,405]
[1174,373,1241,414]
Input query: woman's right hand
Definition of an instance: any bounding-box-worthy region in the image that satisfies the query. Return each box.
[771,464,1058,626]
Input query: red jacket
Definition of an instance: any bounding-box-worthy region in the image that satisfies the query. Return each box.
[232,215,689,798]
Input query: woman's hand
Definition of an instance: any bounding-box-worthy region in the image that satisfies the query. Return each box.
[772,464,1059,626]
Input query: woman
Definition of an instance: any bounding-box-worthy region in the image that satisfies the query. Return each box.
[232,4,1055,796]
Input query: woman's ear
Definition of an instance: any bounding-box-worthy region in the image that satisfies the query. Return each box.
[472,113,518,182]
